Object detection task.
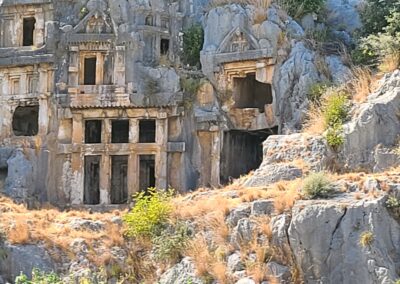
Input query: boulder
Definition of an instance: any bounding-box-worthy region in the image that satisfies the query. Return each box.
[227,252,245,272]
[159,257,204,284]
[4,150,35,202]
[288,197,400,283]
[227,204,251,227]
[0,244,55,282]
[250,200,275,216]
[244,164,303,187]
[341,71,400,171]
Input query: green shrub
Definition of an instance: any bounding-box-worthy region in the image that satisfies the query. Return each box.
[325,124,345,148]
[123,188,174,238]
[323,92,350,127]
[386,196,400,208]
[277,0,326,18]
[182,24,204,68]
[359,0,400,36]
[308,82,330,103]
[152,222,192,263]
[359,231,374,247]
[15,269,62,284]
[302,172,335,199]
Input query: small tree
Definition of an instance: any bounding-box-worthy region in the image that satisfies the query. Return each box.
[182,24,204,68]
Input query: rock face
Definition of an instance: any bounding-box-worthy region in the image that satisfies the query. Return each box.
[159,257,204,284]
[288,196,400,284]
[341,71,400,171]
[0,244,55,282]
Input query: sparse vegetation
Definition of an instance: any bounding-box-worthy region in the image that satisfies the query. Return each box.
[359,231,374,247]
[15,269,62,284]
[276,0,326,19]
[152,222,192,264]
[302,172,335,199]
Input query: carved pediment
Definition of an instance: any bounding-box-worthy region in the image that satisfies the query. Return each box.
[70,0,116,35]
[217,27,260,54]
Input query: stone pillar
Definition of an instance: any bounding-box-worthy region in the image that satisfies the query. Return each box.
[156,117,168,189]
[114,45,126,86]
[96,52,104,85]
[71,113,84,204]
[68,46,79,86]
[129,118,139,143]
[38,98,48,136]
[128,153,138,199]
[210,130,221,187]
[99,154,110,204]
[103,119,111,144]
[35,11,45,47]
[72,113,83,144]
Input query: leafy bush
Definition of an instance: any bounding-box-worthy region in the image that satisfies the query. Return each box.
[323,92,350,127]
[359,0,400,36]
[359,231,374,247]
[152,222,192,263]
[325,124,345,148]
[277,0,326,18]
[182,24,204,68]
[354,0,400,67]
[302,172,335,199]
[123,188,174,238]
[308,82,330,103]
[15,269,62,284]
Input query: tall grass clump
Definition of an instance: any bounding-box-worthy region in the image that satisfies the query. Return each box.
[302,172,335,199]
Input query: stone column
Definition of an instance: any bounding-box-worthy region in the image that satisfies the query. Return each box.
[129,118,139,143]
[210,129,221,187]
[99,154,110,204]
[128,153,138,199]
[71,113,84,204]
[114,45,126,86]
[38,97,48,136]
[156,117,168,189]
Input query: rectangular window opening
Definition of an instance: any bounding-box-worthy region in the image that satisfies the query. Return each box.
[12,105,39,136]
[160,39,170,55]
[23,17,35,46]
[84,57,97,85]
[111,155,128,204]
[111,120,129,143]
[84,155,101,205]
[139,119,156,143]
[85,120,102,144]
[139,155,155,193]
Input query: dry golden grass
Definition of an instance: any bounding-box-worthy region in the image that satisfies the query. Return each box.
[349,67,375,103]
[185,234,213,277]
[8,220,30,244]
[303,103,326,135]
[379,52,400,74]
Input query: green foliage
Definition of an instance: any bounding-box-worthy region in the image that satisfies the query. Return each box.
[152,222,192,263]
[15,269,62,284]
[182,24,204,68]
[123,188,174,238]
[277,0,326,18]
[323,92,349,127]
[360,0,400,36]
[181,77,202,95]
[354,0,400,66]
[359,231,374,247]
[302,172,335,199]
[386,196,400,208]
[308,82,330,103]
[325,124,345,148]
